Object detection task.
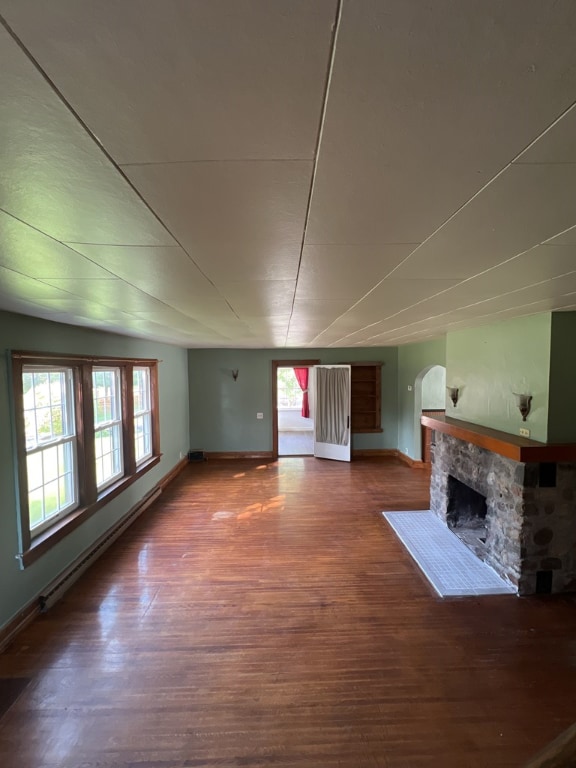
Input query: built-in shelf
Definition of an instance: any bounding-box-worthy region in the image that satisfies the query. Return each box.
[343,362,383,434]
[420,414,576,463]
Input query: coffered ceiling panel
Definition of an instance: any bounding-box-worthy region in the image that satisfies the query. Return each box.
[1,1,576,348]
[0,0,336,164]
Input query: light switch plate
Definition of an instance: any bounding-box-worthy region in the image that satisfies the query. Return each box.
[257,412,264,419]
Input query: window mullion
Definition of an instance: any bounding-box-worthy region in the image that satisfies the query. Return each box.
[78,363,97,506]
[122,365,136,476]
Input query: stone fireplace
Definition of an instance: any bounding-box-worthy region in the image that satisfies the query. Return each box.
[423,415,576,595]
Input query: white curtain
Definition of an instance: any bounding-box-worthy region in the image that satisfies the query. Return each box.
[315,367,349,445]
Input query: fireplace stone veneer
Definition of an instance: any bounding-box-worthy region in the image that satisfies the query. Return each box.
[430,431,576,595]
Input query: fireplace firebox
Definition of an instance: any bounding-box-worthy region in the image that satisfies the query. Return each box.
[446,476,488,557]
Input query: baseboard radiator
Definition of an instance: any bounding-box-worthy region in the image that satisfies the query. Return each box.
[38,487,162,612]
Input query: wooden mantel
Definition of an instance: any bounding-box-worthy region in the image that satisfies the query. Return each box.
[420,414,576,463]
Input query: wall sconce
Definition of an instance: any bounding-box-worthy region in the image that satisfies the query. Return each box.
[232,369,239,381]
[446,386,460,407]
[513,392,532,421]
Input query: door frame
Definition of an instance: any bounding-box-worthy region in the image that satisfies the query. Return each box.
[271,359,320,458]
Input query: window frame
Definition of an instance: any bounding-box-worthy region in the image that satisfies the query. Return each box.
[22,366,79,536]
[11,351,161,568]
[133,366,153,466]
[92,366,124,491]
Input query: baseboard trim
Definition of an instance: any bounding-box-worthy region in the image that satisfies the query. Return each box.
[159,456,189,490]
[203,449,428,466]
[205,451,275,460]
[0,601,40,655]
[351,449,398,458]
[0,457,187,652]
[397,451,429,469]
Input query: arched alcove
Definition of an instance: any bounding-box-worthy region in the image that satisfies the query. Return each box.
[414,364,446,461]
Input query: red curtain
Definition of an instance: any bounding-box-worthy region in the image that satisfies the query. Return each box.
[293,368,310,418]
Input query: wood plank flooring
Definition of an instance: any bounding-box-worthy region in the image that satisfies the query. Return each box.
[1,457,575,768]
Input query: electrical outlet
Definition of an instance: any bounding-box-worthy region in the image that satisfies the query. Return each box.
[519,427,530,438]
[256,412,264,419]
[407,385,412,391]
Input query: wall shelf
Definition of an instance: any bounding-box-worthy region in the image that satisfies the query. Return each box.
[344,362,383,434]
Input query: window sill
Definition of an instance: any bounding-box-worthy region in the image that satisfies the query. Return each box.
[18,454,161,568]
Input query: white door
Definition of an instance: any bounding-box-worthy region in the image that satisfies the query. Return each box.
[313,365,351,462]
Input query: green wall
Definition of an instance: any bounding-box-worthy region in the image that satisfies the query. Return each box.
[548,312,576,443]
[397,339,447,459]
[188,347,398,452]
[446,314,552,442]
[422,365,446,409]
[0,311,189,633]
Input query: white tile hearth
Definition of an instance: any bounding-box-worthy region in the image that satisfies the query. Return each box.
[383,511,516,597]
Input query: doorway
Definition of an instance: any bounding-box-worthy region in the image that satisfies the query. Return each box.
[277,367,314,456]
[272,359,319,457]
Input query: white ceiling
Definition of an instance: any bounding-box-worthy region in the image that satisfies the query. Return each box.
[1,0,576,348]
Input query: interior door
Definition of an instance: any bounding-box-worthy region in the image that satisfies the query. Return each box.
[313,365,351,462]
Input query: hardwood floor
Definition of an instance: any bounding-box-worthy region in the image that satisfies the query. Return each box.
[1,457,575,767]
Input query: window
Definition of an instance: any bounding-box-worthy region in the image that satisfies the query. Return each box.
[133,367,152,464]
[276,368,303,409]
[23,367,78,535]
[93,368,124,490]
[11,352,160,567]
